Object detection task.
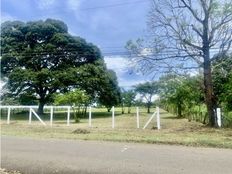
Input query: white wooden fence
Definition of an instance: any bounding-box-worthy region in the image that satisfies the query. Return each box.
[0,105,71,126]
[0,105,161,129]
[143,106,161,130]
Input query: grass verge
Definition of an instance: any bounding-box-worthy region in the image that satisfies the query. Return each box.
[1,108,232,148]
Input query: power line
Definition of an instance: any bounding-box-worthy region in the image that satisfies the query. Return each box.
[8,0,150,20]
[79,0,149,11]
[2,47,231,56]
[2,50,231,59]
[1,40,231,58]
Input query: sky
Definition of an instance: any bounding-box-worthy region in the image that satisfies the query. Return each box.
[1,0,153,89]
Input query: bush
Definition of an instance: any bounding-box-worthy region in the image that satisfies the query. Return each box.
[222,111,232,128]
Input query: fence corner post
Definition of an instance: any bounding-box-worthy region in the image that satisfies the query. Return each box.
[67,106,70,126]
[216,108,222,128]
[29,107,32,124]
[50,106,53,127]
[136,107,139,128]
[7,107,11,124]
[89,106,92,127]
[156,106,161,130]
[112,106,115,128]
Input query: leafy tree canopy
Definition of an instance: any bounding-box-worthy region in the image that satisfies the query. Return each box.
[212,54,232,111]
[0,19,120,113]
[55,89,91,122]
[158,74,204,117]
[135,82,159,113]
[97,69,121,111]
[121,89,136,113]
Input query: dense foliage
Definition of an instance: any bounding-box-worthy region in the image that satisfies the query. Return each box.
[212,54,232,111]
[0,19,120,113]
[158,74,204,118]
[157,55,232,127]
[55,89,90,122]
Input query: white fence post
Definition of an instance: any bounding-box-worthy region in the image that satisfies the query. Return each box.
[29,107,32,124]
[7,107,11,124]
[67,106,70,126]
[112,106,115,128]
[216,108,222,128]
[136,107,139,128]
[156,106,161,130]
[89,106,92,127]
[50,106,53,127]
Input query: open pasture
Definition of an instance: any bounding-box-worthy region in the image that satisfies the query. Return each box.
[1,107,232,148]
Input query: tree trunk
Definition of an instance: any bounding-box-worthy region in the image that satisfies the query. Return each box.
[202,15,217,127]
[147,104,150,113]
[177,102,182,117]
[203,59,216,127]
[72,107,79,123]
[128,107,131,114]
[202,41,216,126]
[121,105,124,114]
[84,106,87,117]
[38,100,45,114]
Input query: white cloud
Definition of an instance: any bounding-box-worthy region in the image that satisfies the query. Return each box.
[65,1,114,32]
[135,94,159,102]
[0,81,5,89]
[189,70,199,77]
[0,80,6,97]
[104,56,129,75]
[119,78,146,89]
[104,56,150,88]
[36,0,56,9]
[67,0,82,11]
[65,0,85,25]
[104,56,131,88]
[89,10,113,31]
[1,13,16,22]
[140,48,153,56]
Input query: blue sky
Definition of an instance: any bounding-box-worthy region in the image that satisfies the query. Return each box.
[1,0,153,88]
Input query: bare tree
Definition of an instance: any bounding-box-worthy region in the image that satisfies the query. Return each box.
[127,0,232,127]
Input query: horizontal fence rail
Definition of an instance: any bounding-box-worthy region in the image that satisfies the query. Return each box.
[1,105,162,129]
[0,105,71,126]
[0,105,70,109]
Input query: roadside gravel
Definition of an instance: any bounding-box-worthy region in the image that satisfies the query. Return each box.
[0,168,22,174]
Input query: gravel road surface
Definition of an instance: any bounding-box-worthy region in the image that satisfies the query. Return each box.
[1,136,232,174]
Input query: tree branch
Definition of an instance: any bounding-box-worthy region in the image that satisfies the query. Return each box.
[179,0,203,23]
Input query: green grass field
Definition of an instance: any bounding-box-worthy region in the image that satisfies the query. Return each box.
[1,107,232,148]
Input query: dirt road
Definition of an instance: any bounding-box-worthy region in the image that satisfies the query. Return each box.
[1,136,232,174]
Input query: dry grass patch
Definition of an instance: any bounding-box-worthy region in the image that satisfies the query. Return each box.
[1,108,232,148]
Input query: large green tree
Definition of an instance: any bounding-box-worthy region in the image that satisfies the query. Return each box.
[71,62,121,112]
[0,19,119,114]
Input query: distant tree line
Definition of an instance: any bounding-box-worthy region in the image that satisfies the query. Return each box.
[157,53,232,127]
